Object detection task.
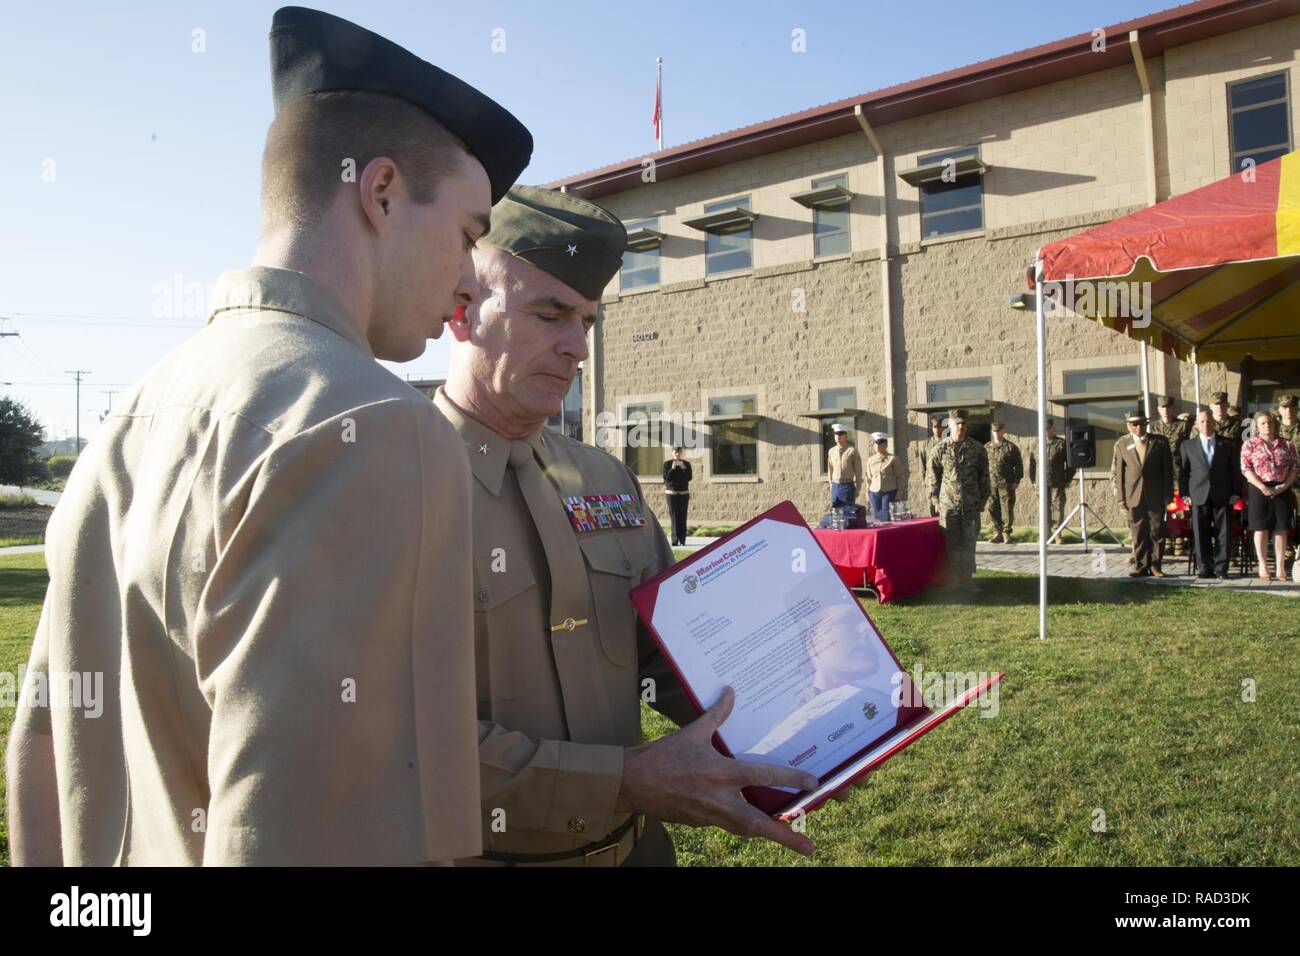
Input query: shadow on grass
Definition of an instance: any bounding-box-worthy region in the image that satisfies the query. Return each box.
[0,567,50,608]
[895,572,1172,610]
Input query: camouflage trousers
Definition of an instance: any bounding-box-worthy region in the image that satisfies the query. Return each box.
[1046,485,1068,535]
[988,483,1016,536]
[941,510,981,576]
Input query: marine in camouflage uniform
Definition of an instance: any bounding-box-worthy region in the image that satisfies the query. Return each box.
[920,418,946,516]
[984,422,1024,543]
[930,408,989,592]
[1149,397,1190,555]
[1149,397,1189,492]
[1210,392,1242,442]
[1028,418,1075,543]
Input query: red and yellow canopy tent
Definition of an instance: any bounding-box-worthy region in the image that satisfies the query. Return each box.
[1028,150,1300,637]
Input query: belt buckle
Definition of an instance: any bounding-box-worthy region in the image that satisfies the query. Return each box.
[581,815,642,867]
[582,841,620,867]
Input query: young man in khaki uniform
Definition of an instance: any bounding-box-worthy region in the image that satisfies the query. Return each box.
[827,423,864,508]
[436,185,822,866]
[5,7,533,866]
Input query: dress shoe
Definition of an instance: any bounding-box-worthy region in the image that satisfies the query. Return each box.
[1151,568,1166,578]
[1129,570,1149,578]
[1215,571,1230,579]
[1197,571,1214,579]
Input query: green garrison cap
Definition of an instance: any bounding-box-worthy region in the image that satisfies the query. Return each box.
[269,6,532,203]
[486,185,627,301]
[949,408,969,423]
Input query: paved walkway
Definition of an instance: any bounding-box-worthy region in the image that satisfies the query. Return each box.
[0,544,45,555]
[975,539,1299,596]
[0,485,61,506]
[680,535,1298,596]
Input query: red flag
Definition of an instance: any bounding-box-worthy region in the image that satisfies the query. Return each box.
[652,70,661,143]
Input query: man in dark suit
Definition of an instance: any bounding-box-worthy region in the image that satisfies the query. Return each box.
[1179,409,1242,578]
[1112,411,1174,577]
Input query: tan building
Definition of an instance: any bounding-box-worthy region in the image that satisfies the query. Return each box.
[544,0,1300,532]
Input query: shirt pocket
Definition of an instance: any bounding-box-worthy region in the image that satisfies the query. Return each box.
[473,551,541,701]
[577,533,656,668]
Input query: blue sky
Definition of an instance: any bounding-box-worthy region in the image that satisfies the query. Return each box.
[0,0,1173,442]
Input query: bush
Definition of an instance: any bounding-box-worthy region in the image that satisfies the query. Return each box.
[47,455,77,479]
[0,492,38,510]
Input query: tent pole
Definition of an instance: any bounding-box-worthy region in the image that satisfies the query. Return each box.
[1140,339,1152,418]
[1192,347,1201,409]
[1035,255,1048,640]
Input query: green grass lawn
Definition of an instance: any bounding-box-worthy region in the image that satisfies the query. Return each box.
[2,553,1297,867]
[0,552,51,868]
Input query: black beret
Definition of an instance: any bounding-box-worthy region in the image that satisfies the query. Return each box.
[269,7,532,203]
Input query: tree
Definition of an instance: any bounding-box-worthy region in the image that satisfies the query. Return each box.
[0,397,46,488]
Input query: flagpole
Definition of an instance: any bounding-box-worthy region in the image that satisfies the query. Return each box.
[656,57,663,151]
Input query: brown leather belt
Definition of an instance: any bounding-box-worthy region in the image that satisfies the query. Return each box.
[479,815,644,867]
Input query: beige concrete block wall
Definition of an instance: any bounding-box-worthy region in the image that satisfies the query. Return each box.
[596,256,885,529]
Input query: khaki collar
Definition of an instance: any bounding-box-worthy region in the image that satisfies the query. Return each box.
[207,266,372,356]
[434,388,547,497]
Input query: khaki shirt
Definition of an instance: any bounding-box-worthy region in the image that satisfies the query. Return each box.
[863,452,902,493]
[16,267,481,865]
[434,390,694,863]
[827,444,863,485]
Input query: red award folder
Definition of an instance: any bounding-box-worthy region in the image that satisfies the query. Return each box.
[630,500,1004,819]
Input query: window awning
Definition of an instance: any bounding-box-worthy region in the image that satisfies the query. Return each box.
[898,155,989,187]
[798,407,864,419]
[624,226,665,251]
[702,413,765,423]
[1048,390,1143,405]
[790,185,851,209]
[907,398,999,413]
[682,206,757,233]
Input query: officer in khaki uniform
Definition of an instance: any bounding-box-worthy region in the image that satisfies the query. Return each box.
[6,6,533,865]
[437,185,818,866]
[827,423,864,508]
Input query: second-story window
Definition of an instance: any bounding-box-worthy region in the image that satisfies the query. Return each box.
[705,196,752,275]
[1229,73,1291,173]
[918,146,984,239]
[621,217,661,289]
[813,174,850,258]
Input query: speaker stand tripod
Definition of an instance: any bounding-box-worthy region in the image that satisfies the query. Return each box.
[1052,470,1121,548]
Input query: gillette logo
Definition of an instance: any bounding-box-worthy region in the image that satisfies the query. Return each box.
[827,722,855,742]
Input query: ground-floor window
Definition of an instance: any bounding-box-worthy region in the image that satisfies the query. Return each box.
[709,395,759,476]
[622,401,664,478]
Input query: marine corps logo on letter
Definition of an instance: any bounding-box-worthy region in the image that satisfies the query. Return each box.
[683,574,699,594]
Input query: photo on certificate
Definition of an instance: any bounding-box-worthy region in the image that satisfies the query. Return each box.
[631,501,1003,818]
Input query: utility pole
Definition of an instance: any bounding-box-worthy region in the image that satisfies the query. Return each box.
[101,389,119,421]
[66,369,90,455]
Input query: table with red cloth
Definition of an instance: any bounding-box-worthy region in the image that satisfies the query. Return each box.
[811,517,947,603]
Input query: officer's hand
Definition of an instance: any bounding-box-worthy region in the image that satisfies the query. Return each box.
[617,687,819,855]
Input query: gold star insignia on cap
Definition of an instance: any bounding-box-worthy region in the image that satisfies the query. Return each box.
[566,244,578,257]
[478,442,490,455]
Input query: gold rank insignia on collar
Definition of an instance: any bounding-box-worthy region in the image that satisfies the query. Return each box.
[563,494,646,532]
